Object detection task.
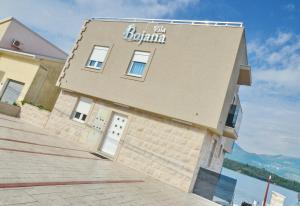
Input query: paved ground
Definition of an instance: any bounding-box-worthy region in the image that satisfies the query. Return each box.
[0,114,217,206]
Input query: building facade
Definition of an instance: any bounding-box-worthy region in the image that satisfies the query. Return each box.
[0,17,67,111]
[46,18,251,192]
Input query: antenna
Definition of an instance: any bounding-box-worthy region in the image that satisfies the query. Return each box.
[263,176,272,206]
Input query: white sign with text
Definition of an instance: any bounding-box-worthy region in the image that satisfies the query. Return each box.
[123,24,166,44]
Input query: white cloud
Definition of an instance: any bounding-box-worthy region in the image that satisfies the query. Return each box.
[266,32,293,46]
[284,3,296,12]
[0,0,198,51]
[248,32,300,95]
[238,31,300,158]
[238,92,300,157]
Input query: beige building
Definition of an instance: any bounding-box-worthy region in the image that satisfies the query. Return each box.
[46,18,251,194]
[0,17,67,111]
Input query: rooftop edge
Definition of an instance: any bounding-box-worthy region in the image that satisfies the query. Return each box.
[91,17,243,28]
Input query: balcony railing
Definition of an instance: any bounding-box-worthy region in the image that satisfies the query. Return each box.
[225,103,243,136]
[193,167,237,206]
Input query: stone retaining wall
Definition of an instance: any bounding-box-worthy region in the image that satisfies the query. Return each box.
[20,103,50,128]
[0,102,21,117]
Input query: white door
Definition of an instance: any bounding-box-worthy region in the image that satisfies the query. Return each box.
[100,113,128,157]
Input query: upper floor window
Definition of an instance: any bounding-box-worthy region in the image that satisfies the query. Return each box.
[127,51,150,77]
[73,97,93,123]
[86,46,109,70]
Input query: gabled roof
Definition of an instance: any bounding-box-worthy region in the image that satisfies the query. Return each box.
[0,17,67,59]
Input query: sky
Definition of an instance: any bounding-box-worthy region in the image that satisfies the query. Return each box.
[0,0,300,157]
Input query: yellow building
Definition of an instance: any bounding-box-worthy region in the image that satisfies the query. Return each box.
[0,17,67,112]
[46,18,251,202]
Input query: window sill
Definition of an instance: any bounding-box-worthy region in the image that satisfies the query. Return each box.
[72,118,86,124]
[121,74,146,82]
[82,66,103,73]
[127,73,143,78]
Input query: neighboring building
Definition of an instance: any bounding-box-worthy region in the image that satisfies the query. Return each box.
[46,18,251,194]
[270,192,286,206]
[0,17,67,111]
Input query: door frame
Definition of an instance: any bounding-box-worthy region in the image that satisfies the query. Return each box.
[98,111,130,161]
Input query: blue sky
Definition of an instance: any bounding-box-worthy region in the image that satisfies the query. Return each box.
[1,0,300,157]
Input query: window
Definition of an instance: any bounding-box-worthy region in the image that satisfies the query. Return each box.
[0,79,24,105]
[127,51,150,77]
[72,97,93,123]
[86,46,109,70]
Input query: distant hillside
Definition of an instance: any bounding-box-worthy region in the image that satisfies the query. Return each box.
[226,144,300,182]
[223,159,300,192]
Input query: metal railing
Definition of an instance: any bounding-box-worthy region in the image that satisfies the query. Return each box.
[91,17,243,28]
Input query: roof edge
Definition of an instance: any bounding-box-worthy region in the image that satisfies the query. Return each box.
[0,16,13,25]
[91,17,244,28]
[0,47,66,63]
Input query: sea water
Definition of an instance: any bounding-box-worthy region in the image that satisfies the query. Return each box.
[221,168,298,206]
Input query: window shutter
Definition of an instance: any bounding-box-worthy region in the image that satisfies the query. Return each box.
[132,51,150,63]
[90,46,109,62]
[76,97,92,114]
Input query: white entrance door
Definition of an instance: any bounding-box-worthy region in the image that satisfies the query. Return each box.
[100,113,128,157]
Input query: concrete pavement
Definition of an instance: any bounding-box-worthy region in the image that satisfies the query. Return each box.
[0,114,218,206]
